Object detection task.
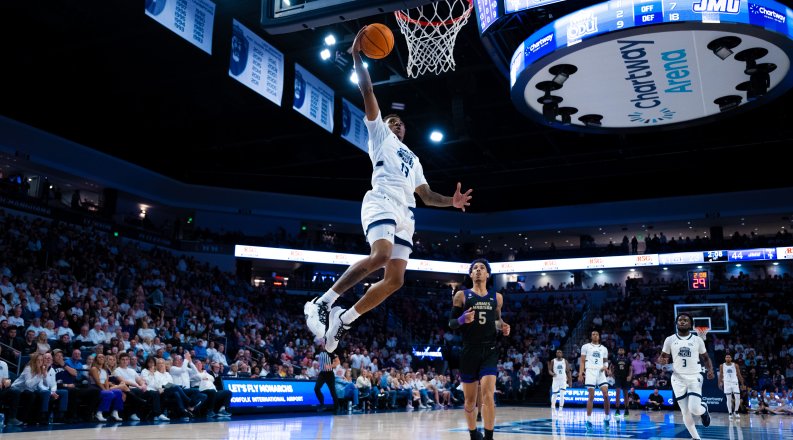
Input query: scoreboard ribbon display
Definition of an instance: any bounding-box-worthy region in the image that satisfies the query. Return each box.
[511,0,793,83]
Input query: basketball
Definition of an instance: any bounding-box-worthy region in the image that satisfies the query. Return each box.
[360,23,394,60]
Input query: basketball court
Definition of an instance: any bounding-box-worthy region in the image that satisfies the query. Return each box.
[2,406,791,439]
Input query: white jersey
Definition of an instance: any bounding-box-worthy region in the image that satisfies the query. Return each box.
[662,333,706,375]
[722,363,739,383]
[581,343,608,370]
[552,359,567,380]
[365,111,427,208]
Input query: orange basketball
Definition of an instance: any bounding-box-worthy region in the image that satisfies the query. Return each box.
[360,23,394,60]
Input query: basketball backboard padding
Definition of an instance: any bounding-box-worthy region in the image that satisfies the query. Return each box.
[261,0,436,34]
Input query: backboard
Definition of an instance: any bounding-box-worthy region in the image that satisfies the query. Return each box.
[674,303,729,334]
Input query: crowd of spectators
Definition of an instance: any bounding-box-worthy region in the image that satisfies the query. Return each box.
[2,205,793,428]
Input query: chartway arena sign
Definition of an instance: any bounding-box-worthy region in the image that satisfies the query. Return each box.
[510,0,793,131]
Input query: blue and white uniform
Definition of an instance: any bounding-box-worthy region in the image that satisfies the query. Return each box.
[361,111,427,261]
[581,343,609,388]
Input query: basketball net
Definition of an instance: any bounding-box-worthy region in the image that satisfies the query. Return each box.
[394,0,472,78]
[695,326,710,339]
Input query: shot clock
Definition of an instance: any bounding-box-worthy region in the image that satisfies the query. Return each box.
[688,270,710,291]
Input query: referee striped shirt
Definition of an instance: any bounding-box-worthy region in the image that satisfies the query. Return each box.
[317,351,332,371]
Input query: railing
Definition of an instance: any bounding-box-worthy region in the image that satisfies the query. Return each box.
[0,340,22,376]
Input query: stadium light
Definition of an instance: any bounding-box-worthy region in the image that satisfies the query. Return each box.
[429,130,443,142]
[324,34,336,46]
[320,48,331,61]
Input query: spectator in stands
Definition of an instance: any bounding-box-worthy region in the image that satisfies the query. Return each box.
[647,388,663,411]
[0,356,25,426]
[88,353,125,421]
[626,387,641,410]
[190,359,231,417]
[10,352,50,425]
[42,352,69,422]
[52,348,100,422]
[169,353,207,412]
[113,352,166,421]
[20,329,37,355]
[36,331,50,354]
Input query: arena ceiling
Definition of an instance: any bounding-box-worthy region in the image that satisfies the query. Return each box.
[2,0,792,220]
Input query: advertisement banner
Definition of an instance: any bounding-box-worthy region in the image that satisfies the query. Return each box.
[224,379,334,409]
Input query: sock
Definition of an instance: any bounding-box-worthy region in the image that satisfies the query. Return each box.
[469,429,480,440]
[484,428,494,440]
[559,389,565,407]
[586,414,592,422]
[320,289,340,305]
[341,307,361,325]
[726,394,733,414]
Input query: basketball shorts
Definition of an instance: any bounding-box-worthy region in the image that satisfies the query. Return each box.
[672,372,703,401]
[723,381,740,395]
[361,189,415,261]
[613,376,631,389]
[551,378,568,393]
[459,344,499,383]
[585,368,608,389]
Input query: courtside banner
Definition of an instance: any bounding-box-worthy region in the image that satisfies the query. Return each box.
[294,64,334,133]
[557,388,674,406]
[340,98,369,152]
[145,0,215,54]
[228,20,284,107]
[224,379,334,408]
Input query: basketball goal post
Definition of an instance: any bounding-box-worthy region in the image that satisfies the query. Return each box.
[395,0,472,77]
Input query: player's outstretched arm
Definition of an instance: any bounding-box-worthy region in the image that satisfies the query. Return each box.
[351,26,379,121]
[415,182,472,211]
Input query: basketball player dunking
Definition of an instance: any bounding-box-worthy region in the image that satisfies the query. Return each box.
[449,259,510,440]
[548,349,571,411]
[719,354,745,419]
[660,313,714,440]
[304,25,472,353]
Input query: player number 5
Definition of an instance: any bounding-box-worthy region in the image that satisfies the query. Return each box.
[478,311,486,325]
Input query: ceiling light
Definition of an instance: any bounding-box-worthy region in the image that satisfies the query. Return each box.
[429,131,444,142]
[320,48,331,61]
[324,34,336,46]
[350,71,359,84]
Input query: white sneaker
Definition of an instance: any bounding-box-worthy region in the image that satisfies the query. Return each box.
[305,297,331,338]
[110,410,123,422]
[129,413,140,421]
[155,414,170,421]
[95,411,107,422]
[734,413,740,419]
[324,307,351,353]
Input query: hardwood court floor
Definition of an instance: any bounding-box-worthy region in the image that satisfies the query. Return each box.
[1,406,792,439]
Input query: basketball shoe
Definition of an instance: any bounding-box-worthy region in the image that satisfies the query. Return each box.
[324,307,351,353]
[304,297,330,338]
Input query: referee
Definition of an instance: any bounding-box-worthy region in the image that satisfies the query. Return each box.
[314,344,338,412]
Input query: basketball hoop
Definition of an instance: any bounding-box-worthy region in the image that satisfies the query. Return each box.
[695,326,710,339]
[394,0,473,78]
